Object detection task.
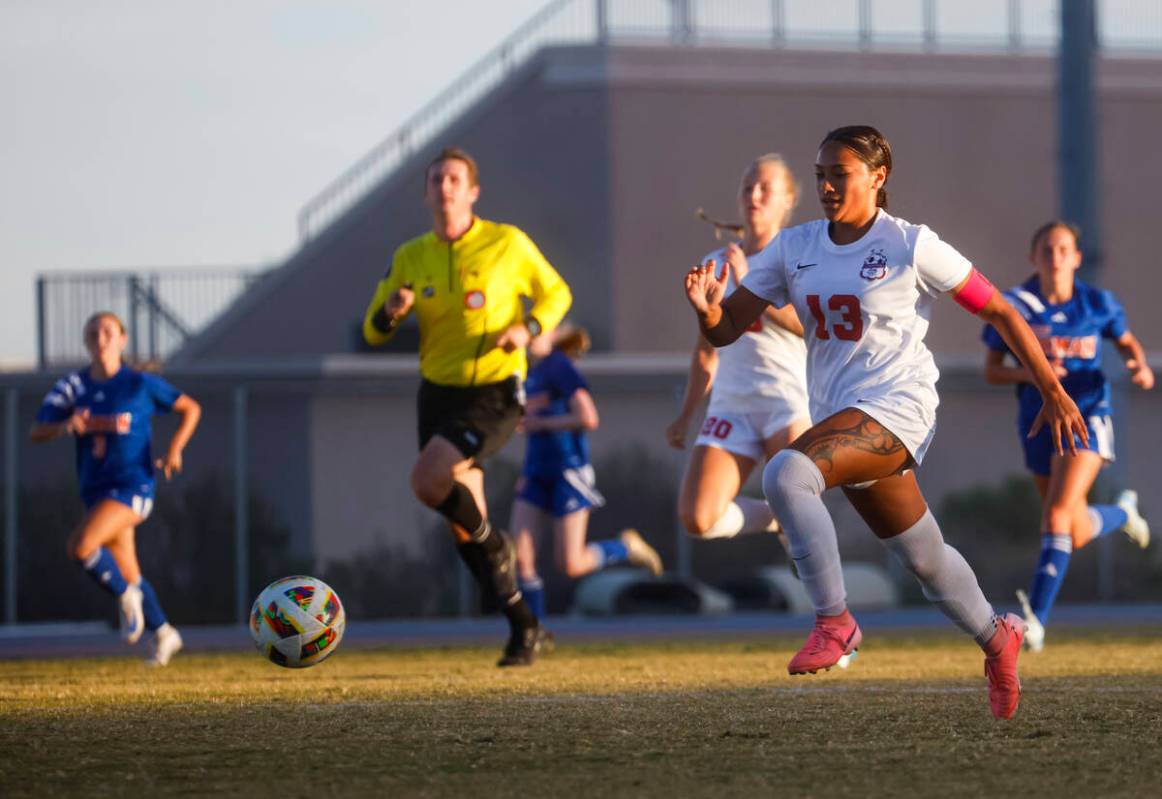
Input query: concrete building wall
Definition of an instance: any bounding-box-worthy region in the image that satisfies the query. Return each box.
[603,46,1162,356]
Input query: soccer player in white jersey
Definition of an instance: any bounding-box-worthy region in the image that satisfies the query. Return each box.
[684,125,1088,719]
[667,155,810,549]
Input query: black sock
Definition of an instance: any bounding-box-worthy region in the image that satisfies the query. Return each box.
[455,541,489,584]
[435,483,502,553]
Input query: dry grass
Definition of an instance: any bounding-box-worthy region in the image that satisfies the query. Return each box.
[2,627,1160,798]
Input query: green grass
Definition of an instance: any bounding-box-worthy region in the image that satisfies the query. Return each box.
[2,628,1160,797]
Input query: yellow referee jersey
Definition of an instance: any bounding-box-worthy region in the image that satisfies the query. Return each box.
[362,218,572,386]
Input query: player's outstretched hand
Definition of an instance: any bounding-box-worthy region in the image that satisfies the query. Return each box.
[1027,388,1088,456]
[665,415,689,449]
[496,323,531,353]
[385,285,415,319]
[155,448,183,481]
[1126,358,1155,390]
[685,260,728,318]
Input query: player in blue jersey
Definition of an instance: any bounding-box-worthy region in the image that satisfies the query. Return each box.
[30,312,202,665]
[983,221,1153,652]
[510,325,663,620]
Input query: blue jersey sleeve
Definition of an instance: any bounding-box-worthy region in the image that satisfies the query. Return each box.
[35,374,80,424]
[142,373,182,414]
[548,353,588,400]
[1098,289,1128,340]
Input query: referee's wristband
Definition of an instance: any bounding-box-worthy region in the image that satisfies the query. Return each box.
[371,307,399,335]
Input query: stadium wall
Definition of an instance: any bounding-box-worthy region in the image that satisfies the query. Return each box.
[173,44,1162,365]
[4,358,1159,620]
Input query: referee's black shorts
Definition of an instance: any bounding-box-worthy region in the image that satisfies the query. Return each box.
[417,376,524,462]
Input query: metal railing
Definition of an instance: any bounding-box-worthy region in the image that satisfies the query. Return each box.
[36,269,269,369]
[295,0,1162,242]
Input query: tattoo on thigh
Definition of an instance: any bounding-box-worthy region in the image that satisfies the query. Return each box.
[801,416,905,474]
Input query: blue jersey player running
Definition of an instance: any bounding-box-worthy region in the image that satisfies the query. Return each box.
[511,326,662,620]
[30,312,202,665]
[983,221,1153,652]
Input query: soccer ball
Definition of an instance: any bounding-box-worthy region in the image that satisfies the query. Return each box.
[249,576,346,668]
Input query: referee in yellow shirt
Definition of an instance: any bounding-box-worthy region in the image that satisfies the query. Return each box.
[363,147,572,666]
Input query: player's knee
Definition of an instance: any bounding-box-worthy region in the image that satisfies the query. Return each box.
[761,449,824,511]
[409,462,451,507]
[679,504,717,537]
[68,538,92,563]
[563,559,590,580]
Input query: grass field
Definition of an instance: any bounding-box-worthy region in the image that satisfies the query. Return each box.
[2,626,1160,798]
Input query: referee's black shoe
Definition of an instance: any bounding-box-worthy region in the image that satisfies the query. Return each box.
[497,624,553,667]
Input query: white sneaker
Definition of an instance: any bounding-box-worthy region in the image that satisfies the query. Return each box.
[1015,589,1045,653]
[146,624,183,667]
[620,528,663,577]
[118,584,145,644]
[1117,490,1150,549]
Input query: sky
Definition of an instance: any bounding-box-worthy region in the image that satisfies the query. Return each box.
[0,0,544,366]
[3,1,1154,368]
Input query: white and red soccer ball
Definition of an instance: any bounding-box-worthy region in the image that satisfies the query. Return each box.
[249,576,346,668]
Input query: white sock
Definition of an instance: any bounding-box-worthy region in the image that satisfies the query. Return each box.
[762,450,847,616]
[700,502,744,539]
[880,509,997,645]
[699,497,779,539]
[735,496,778,534]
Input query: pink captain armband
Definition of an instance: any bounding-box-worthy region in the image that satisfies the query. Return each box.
[952,267,995,315]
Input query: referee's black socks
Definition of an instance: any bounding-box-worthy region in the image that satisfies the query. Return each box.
[435,482,501,553]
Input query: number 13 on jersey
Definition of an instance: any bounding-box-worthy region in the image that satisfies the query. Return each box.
[806,294,863,341]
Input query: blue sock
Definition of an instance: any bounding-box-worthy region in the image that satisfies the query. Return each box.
[81,547,128,597]
[1087,504,1128,541]
[519,577,545,620]
[136,577,167,631]
[588,539,629,570]
[1028,532,1072,624]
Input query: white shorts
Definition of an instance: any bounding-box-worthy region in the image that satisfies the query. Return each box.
[812,382,940,467]
[695,394,810,462]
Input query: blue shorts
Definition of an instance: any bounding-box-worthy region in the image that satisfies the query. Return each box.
[81,483,156,520]
[1020,412,1115,476]
[516,464,605,517]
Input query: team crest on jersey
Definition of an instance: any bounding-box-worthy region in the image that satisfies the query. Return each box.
[860,248,888,280]
[422,285,435,298]
[464,290,486,309]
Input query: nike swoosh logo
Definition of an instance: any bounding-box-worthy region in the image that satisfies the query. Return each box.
[796,263,817,270]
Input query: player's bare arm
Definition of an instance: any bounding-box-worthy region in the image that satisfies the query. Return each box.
[525,388,599,433]
[763,303,805,337]
[983,348,1066,386]
[156,394,202,481]
[1115,331,1155,390]
[666,333,718,449]
[969,277,1088,455]
[29,408,92,442]
[686,260,767,346]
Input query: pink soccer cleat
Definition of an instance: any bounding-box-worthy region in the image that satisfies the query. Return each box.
[984,613,1026,719]
[787,614,862,675]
